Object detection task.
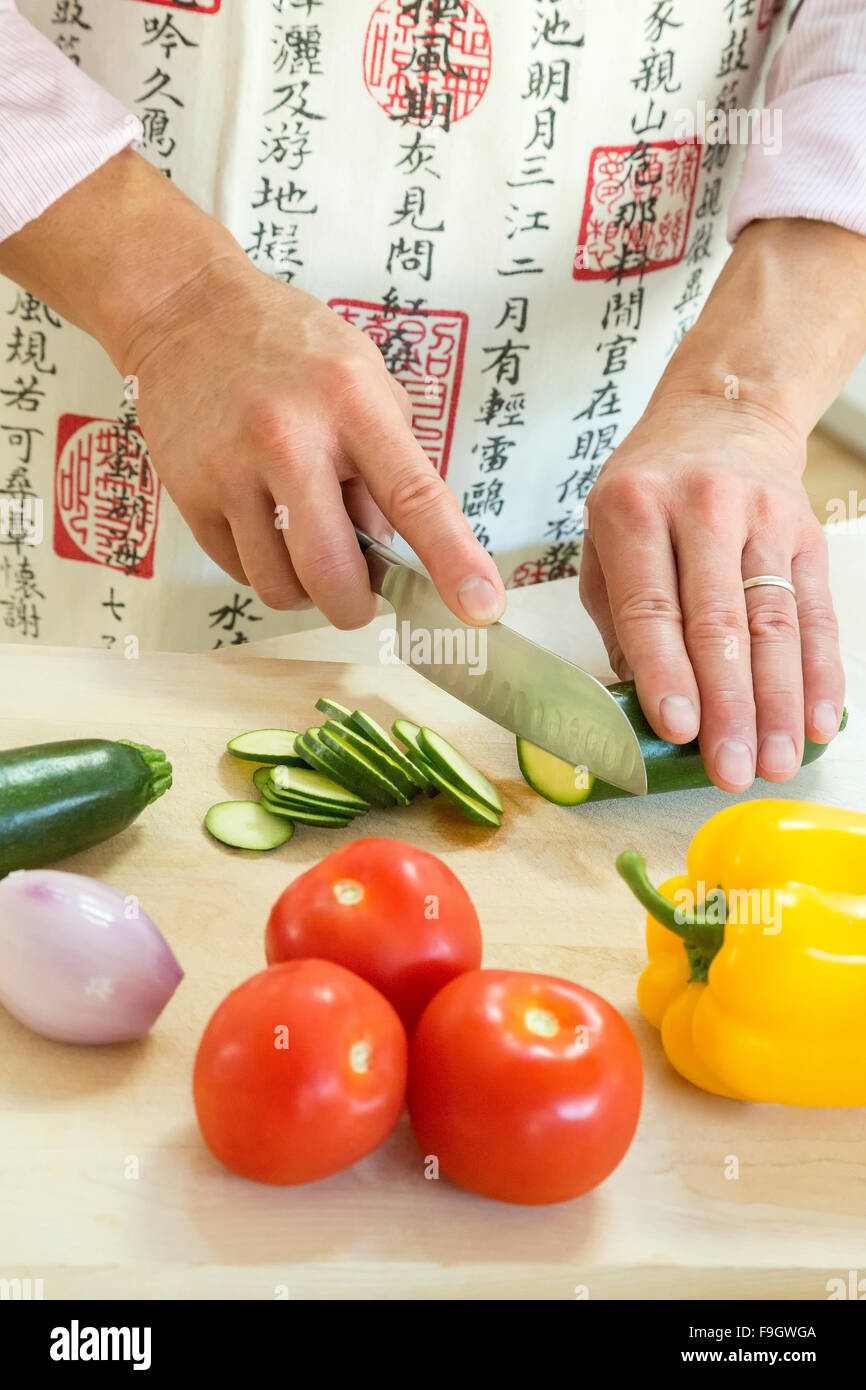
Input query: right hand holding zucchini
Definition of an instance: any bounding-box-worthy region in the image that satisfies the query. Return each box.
[517,680,847,806]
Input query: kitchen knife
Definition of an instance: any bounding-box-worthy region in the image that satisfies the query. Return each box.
[355,528,648,796]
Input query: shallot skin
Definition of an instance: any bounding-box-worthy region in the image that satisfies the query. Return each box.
[0,870,183,1044]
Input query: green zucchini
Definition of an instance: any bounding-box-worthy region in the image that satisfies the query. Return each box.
[516,681,849,804]
[0,738,172,876]
[205,800,294,849]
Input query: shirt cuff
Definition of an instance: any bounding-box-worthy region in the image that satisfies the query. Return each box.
[0,9,142,242]
[728,0,866,242]
[728,75,866,241]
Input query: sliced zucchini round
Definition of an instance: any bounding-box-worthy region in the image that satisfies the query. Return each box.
[322,721,419,798]
[205,800,294,849]
[317,725,410,805]
[260,793,352,828]
[252,765,272,793]
[417,726,502,814]
[314,696,354,723]
[267,761,371,811]
[300,729,396,808]
[515,737,595,805]
[347,708,432,791]
[391,719,440,797]
[419,760,502,827]
[262,783,366,818]
[227,730,305,765]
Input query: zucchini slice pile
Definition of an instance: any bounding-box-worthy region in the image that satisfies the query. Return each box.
[204,704,503,851]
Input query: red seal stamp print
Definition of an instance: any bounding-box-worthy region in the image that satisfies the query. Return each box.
[54,414,161,579]
[573,140,701,281]
[506,548,580,589]
[125,0,220,12]
[329,299,467,480]
[363,0,492,127]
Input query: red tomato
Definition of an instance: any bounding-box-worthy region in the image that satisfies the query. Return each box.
[408,969,642,1205]
[193,959,407,1185]
[265,837,482,1032]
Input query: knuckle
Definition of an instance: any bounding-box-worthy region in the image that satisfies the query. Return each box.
[686,600,747,645]
[797,595,839,640]
[243,401,295,455]
[688,470,743,523]
[747,601,799,643]
[327,356,378,410]
[305,545,367,596]
[386,466,445,523]
[597,471,660,527]
[616,587,683,629]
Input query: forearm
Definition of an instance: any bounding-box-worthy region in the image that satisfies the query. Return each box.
[651,218,866,442]
[0,148,245,371]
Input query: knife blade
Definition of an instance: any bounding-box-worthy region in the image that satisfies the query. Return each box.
[356,528,647,796]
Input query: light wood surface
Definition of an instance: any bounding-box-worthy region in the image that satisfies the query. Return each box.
[1,540,865,1301]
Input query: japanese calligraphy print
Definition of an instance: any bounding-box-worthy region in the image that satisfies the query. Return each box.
[363,0,492,128]
[2,0,779,646]
[54,413,161,579]
[329,299,468,480]
[574,140,701,280]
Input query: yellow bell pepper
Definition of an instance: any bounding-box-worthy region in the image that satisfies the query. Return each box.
[616,800,866,1106]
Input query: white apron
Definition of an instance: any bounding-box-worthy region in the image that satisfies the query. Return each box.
[1,0,792,652]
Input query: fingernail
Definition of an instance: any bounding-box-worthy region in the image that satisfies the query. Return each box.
[659,694,698,740]
[812,700,839,738]
[457,576,505,623]
[759,733,798,776]
[715,739,755,788]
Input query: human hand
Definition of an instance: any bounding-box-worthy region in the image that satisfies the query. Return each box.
[0,150,505,631]
[580,393,844,792]
[124,257,505,630]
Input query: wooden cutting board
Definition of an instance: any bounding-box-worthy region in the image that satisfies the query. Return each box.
[1,643,864,1300]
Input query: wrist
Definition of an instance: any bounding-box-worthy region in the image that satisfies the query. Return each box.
[651,218,866,441]
[83,154,248,372]
[0,148,247,372]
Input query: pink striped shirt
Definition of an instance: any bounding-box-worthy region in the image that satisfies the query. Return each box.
[0,0,864,245]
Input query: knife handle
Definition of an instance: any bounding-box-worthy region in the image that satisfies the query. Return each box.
[354,525,407,598]
[354,527,377,554]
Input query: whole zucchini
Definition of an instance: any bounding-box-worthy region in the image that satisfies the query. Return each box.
[0,739,172,875]
[517,681,847,805]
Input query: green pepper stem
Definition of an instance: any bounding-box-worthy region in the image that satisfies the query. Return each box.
[615,850,725,957]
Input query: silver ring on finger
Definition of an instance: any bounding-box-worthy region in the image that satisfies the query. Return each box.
[742,574,796,599]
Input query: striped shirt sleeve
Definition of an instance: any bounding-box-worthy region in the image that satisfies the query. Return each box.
[729,0,866,241]
[0,0,141,242]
